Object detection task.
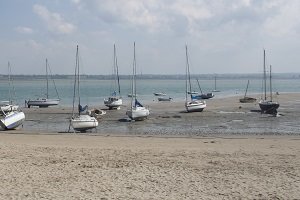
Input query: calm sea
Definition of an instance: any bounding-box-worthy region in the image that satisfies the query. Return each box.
[1,77,300,106]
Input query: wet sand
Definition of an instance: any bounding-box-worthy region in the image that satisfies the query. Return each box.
[17,92,300,135]
[1,93,299,199]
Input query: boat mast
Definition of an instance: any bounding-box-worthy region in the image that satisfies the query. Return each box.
[71,45,80,117]
[185,45,193,100]
[244,80,250,98]
[77,46,81,116]
[214,75,217,91]
[114,44,121,96]
[134,43,137,104]
[116,57,121,96]
[270,65,272,102]
[8,62,12,104]
[130,42,136,109]
[46,59,49,99]
[263,49,267,101]
[196,78,203,95]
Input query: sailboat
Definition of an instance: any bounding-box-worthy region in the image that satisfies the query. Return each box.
[1,62,19,112]
[104,44,123,110]
[239,80,256,103]
[26,59,60,108]
[0,62,25,130]
[126,42,150,121]
[185,45,206,112]
[192,78,214,100]
[70,45,98,132]
[212,74,220,92]
[258,50,279,114]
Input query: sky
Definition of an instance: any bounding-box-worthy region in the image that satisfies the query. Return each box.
[1,0,300,75]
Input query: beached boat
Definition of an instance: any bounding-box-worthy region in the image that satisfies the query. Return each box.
[158,97,172,101]
[126,42,150,121]
[26,59,60,108]
[191,78,214,100]
[259,50,279,114]
[184,45,206,112]
[187,91,198,95]
[239,80,256,103]
[127,94,137,97]
[0,101,19,112]
[0,62,25,130]
[70,45,98,132]
[0,109,25,130]
[1,62,20,112]
[104,44,123,110]
[212,75,220,92]
[153,92,166,96]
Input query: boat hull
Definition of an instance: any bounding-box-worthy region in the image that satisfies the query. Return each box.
[71,115,98,132]
[104,97,122,109]
[259,100,279,114]
[26,98,60,108]
[0,102,19,112]
[154,92,166,96]
[193,93,214,100]
[126,107,149,121]
[185,100,206,112]
[0,111,25,130]
[240,97,256,103]
[158,97,172,101]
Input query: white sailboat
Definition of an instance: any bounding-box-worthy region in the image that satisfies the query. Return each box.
[0,62,25,130]
[126,42,150,121]
[70,45,98,132]
[0,62,19,112]
[184,45,206,112]
[212,74,220,92]
[26,59,60,108]
[258,49,279,114]
[0,110,25,130]
[104,44,123,110]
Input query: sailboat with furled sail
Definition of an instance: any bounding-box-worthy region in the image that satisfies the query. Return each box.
[126,42,150,121]
[239,80,256,103]
[258,49,279,114]
[104,44,122,110]
[0,62,25,130]
[26,59,60,108]
[70,45,98,132]
[185,45,206,112]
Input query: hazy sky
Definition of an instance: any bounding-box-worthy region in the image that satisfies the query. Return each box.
[1,0,300,75]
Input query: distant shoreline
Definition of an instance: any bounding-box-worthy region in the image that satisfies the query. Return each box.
[0,73,300,80]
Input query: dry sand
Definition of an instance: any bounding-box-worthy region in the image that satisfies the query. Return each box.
[1,93,300,199]
[0,134,299,199]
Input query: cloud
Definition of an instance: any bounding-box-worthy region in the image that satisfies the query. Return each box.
[15,26,34,34]
[263,1,300,37]
[33,4,76,34]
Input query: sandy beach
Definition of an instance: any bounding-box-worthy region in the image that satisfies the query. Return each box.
[0,134,299,199]
[1,93,300,199]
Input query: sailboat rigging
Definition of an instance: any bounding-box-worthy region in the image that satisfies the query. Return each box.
[104,44,123,110]
[0,62,19,112]
[239,80,256,103]
[70,45,98,132]
[0,62,25,130]
[126,42,150,121]
[191,78,214,100]
[26,59,60,108]
[212,74,220,92]
[185,45,206,112]
[258,50,279,114]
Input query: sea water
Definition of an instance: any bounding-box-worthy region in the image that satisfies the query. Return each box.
[1,76,300,135]
[1,77,300,106]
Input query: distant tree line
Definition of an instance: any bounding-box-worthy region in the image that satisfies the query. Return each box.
[0,73,299,80]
